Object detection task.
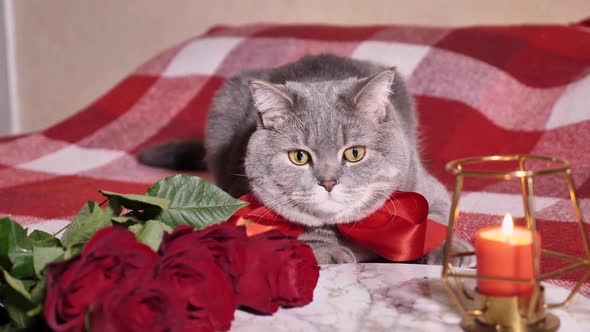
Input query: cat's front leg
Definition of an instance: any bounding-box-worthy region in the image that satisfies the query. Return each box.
[300,226,378,264]
[425,238,476,268]
[308,242,357,264]
[425,212,476,268]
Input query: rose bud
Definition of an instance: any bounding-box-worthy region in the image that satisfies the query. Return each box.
[90,279,191,332]
[44,226,159,332]
[235,230,320,314]
[159,224,248,287]
[156,242,237,331]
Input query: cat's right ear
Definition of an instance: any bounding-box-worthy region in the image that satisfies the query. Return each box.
[248,80,293,130]
[352,69,395,122]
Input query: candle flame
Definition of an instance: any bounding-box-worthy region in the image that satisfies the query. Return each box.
[502,213,514,235]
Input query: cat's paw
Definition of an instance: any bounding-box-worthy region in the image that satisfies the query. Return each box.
[426,238,476,268]
[312,244,357,264]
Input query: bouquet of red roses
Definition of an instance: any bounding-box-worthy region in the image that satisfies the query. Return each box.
[0,175,320,332]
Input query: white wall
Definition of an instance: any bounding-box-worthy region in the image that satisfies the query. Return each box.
[0,0,13,135]
[6,0,590,133]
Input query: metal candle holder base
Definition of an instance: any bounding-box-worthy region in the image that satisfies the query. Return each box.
[461,287,559,332]
[441,155,590,332]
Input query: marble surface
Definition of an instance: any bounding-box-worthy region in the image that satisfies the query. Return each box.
[232,264,590,331]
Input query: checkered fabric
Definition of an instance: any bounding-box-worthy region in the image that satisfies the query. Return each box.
[1,21,590,294]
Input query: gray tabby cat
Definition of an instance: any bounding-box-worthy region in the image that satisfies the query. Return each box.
[140,54,472,266]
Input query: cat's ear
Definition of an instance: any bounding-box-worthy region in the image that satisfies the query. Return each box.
[353,69,395,122]
[249,80,293,129]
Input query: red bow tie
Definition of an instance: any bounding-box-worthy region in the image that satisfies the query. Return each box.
[227,191,448,262]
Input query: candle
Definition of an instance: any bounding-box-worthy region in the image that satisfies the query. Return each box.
[474,213,541,296]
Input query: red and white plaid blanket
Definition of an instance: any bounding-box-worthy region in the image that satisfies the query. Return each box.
[1,21,590,294]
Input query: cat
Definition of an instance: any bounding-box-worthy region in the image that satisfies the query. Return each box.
[139,54,473,266]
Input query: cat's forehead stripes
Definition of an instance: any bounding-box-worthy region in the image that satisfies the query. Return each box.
[285,81,352,158]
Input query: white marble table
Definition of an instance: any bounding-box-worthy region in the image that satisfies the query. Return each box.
[232,264,590,331]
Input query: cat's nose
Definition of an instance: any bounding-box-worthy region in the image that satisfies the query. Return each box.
[318,180,337,192]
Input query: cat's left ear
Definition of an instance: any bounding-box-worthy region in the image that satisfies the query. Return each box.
[249,80,294,130]
[353,69,395,122]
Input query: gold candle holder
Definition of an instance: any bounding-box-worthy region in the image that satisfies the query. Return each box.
[441,155,590,332]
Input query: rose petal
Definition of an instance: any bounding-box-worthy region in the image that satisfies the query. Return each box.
[160,224,248,288]
[91,279,189,332]
[44,257,86,332]
[44,226,159,332]
[156,246,237,331]
[235,230,319,314]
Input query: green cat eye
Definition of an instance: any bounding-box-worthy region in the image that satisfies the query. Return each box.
[343,146,366,162]
[288,150,311,166]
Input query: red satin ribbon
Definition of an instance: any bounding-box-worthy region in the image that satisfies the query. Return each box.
[228,191,448,262]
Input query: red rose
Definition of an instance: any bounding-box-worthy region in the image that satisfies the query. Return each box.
[90,279,189,332]
[235,230,320,314]
[157,234,237,331]
[44,226,159,332]
[45,222,320,332]
[159,224,248,287]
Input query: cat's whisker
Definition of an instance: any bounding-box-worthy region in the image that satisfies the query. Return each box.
[254,198,293,225]
[365,190,400,227]
[230,173,248,178]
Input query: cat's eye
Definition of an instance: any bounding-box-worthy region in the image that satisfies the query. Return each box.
[343,146,366,162]
[288,150,311,166]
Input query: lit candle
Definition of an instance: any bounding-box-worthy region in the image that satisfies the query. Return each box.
[474,213,541,296]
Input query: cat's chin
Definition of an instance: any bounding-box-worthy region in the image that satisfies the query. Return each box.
[252,185,393,227]
[276,208,352,227]
[314,197,348,215]
[276,198,384,227]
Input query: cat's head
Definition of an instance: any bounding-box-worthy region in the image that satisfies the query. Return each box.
[244,69,414,226]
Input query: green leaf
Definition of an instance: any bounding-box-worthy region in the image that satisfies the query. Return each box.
[0,218,14,271]
[111,216,134,224]
[0,269,37,330]
[145,175,248,229]
[161,223,173,233]
[28,230,60,248]
[100,190,170,210]
[61,202,115,248]
[111,215,144,227]
[1,269,31,301]
[0,218,33,278]
[0,218,10,253]
[128,224,143,235]
[107,199,123,216]
[19,280,35,291]
[33,246,64,277]
[134,220,168,251]
[3,302,32,330]
[26,305,42,318]
[29,276,46,305]
[63,245,83,260]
